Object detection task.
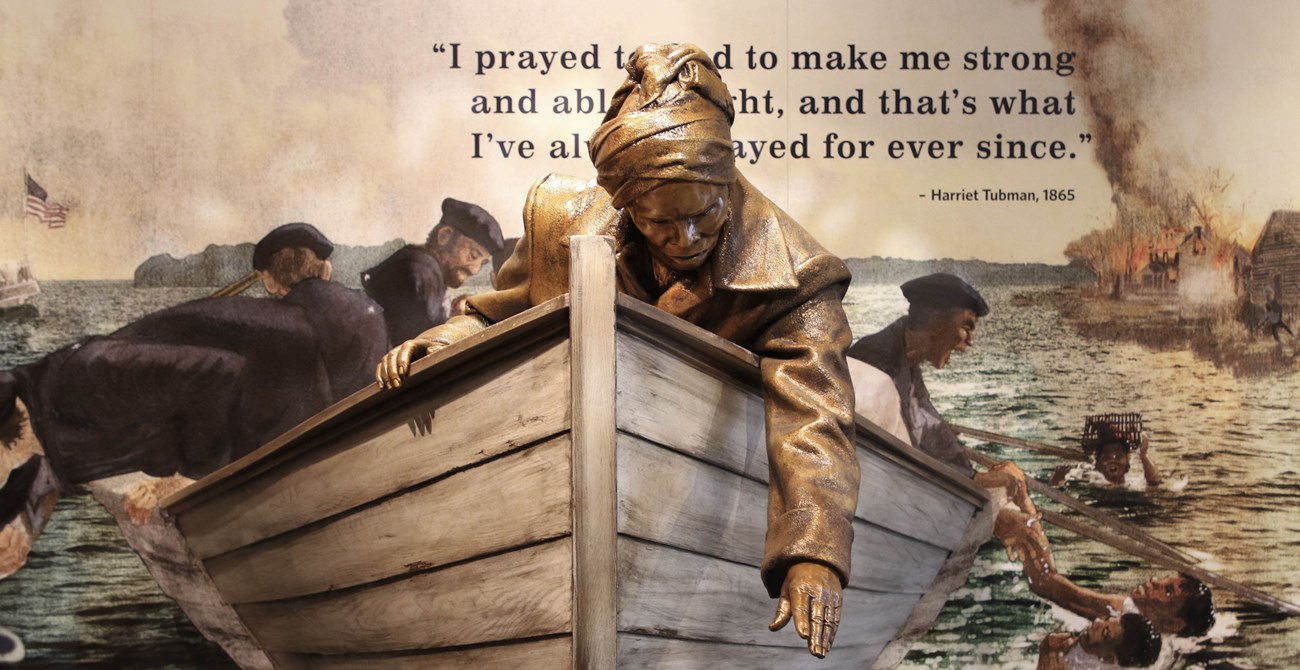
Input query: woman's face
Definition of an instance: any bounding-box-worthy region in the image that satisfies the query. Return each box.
[1095,442,1132,484]
[627,182,729,273]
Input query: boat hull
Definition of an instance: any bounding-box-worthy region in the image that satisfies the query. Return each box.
[156,237,989,669]
[0,279,39,312]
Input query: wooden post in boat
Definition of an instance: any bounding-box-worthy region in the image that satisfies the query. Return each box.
[568,235,618,669]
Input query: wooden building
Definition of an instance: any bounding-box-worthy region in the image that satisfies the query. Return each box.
[1250,210,1300,305]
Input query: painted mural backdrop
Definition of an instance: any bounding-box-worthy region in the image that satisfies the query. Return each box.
[1,1,1297,667]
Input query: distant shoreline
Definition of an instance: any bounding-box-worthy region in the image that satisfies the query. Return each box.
[130,243,1097,289]
[1031,286,1297,377]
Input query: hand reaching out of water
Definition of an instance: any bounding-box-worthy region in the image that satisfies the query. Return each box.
[994,506,1055,577]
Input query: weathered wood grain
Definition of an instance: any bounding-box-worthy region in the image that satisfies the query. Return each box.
[236,537,572,655]
[872,489,1001,670]
[616,538,918,651]
[618,634,884,670]
[167,295,570,513]
[855,457,976,551]
[616,433,950,594]
[176,337,571,559]
[614,294,762,384]
[569,236,619,670]
[271,636,572,670]
[86,475,275,670]
[616,332,975,549]
[615,330,766,479]
[614,297,986,505]
[204,437,572,604]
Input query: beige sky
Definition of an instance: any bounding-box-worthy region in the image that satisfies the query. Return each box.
[0,0,1294,279]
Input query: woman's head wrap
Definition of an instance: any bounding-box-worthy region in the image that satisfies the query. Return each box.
[588,43,736,209]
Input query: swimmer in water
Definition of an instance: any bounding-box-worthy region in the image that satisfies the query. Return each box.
[1051,414,1161,488]
[1036,613,1162,669]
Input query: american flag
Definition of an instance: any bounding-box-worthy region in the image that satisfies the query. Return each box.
[25,173,68,229]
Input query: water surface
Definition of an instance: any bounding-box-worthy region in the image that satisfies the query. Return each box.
[0,281,1295,668]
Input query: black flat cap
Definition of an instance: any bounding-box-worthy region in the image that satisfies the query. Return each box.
[441,198,504,253]
[253,222,334,271]
[901,273,990,316]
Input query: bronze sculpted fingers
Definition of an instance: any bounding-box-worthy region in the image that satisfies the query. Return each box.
[377,340,416,389]
[808,587,841,657]
[807,598,826,658]
[768,596,793,631]
[775,562,846,657]
[377,339,449,389]
[792,584,813,640]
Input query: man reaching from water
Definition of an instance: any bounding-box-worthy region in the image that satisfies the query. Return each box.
[996,505,1216,639]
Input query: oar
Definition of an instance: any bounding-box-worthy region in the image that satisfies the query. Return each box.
[951,423,1089,462]
[1042,508,1300,616]
[210,271,261,298]
[963,446,1195,565]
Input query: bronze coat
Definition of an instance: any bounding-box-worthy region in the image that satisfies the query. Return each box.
[426,172,860,597]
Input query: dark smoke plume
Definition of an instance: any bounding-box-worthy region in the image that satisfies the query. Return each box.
[1037,0,1209,234]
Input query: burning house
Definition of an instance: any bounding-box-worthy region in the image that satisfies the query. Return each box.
[1130,226,1241,304]
[1176,226,1237,304]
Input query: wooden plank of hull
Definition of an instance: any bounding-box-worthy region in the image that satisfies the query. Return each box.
[203,436,573,604]
[86,475,275,670]
[615,295,986,502]
[872,489,1002,670]
[271,636,572,670]
[617,538,918,651]
[855,456,974,552]
[175,336,571,560]
[618,634,884,670]
[617,433,949,594]
[165,295,570,514]
[615,332,975,550]
[235,537,573,655]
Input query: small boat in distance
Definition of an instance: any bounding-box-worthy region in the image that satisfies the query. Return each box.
[0,263,40,316]
[136,236,992,669]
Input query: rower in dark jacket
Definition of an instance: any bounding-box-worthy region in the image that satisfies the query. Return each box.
[0,223,388,578]
[254,222,389,402]
[361,198,504,346]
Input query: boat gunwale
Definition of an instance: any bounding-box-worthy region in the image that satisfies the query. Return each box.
[164,294,572,514]
[613,295,988,507]
[167,290,987,513]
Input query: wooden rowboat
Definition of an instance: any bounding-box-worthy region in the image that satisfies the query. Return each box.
[136,236,992,669]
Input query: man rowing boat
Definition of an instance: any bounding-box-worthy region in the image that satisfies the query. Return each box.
[0,223,388,577]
